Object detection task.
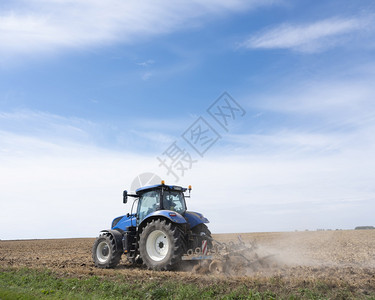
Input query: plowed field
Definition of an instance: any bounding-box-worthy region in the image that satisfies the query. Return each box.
[1,230,375,297]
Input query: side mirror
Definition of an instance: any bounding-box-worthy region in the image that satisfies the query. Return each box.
[123,190,128,203]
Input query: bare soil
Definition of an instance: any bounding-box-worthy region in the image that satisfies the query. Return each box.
[1,230,375,295]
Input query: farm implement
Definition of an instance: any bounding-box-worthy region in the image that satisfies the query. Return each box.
[92,181,274,274]
[183,236,275,275]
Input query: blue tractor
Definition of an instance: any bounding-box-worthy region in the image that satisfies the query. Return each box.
[92,181,212,270]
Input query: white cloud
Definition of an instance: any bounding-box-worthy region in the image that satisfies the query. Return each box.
[0,110,100,148]
[141,71,153,81]
[186,145,375,233]
[243,16,373,52]
[137,59,155,67]
[205,69,375,232]
[0,134,158,239]
[250,78,375,127]
[1,105,375,238]
[0,109,185,155]
[0,0,276,58]
[2,65,375,238]
[226,131,345,156]
[2,126,374,239]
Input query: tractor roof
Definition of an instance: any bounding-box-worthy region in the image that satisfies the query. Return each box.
[136,184,187,195]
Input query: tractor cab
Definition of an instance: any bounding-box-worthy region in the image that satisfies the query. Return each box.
[136,184,188,224]
[122,182,191,226]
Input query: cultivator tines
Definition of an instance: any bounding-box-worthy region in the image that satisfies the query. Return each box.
[183,235,275,275]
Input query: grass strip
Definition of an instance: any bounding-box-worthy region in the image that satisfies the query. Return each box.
[0,267,374,300]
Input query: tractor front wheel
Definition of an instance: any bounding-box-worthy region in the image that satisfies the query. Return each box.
[92,233,122,268]
[139,219,184,271]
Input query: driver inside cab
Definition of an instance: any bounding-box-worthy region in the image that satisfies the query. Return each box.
[163,195,175,211]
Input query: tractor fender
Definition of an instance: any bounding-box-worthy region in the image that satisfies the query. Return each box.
[184,211,209,229]
[99,229,123,251]
[139,210,187,229]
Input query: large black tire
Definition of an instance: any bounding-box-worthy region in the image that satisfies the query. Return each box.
[92,233,122,268]
[139,219,184,271]
[192,223,213,249]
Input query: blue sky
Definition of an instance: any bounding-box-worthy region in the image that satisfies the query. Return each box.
[1,0,375,239]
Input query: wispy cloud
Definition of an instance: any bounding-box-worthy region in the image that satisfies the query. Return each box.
[0,109,191,157]
[0,0,276,58]
[256,79,375,118]
[242,16,373,53]
[141,71,153,81]
[240,71,375,157]
[137,59,155,67]
[0,110,99,146]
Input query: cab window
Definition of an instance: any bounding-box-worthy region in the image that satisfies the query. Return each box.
[162,191,186,214]
[137,191,160,223]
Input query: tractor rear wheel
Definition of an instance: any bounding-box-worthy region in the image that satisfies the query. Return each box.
[92,233,122,268]
[192,223,213,250]
[139,219,184,271]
